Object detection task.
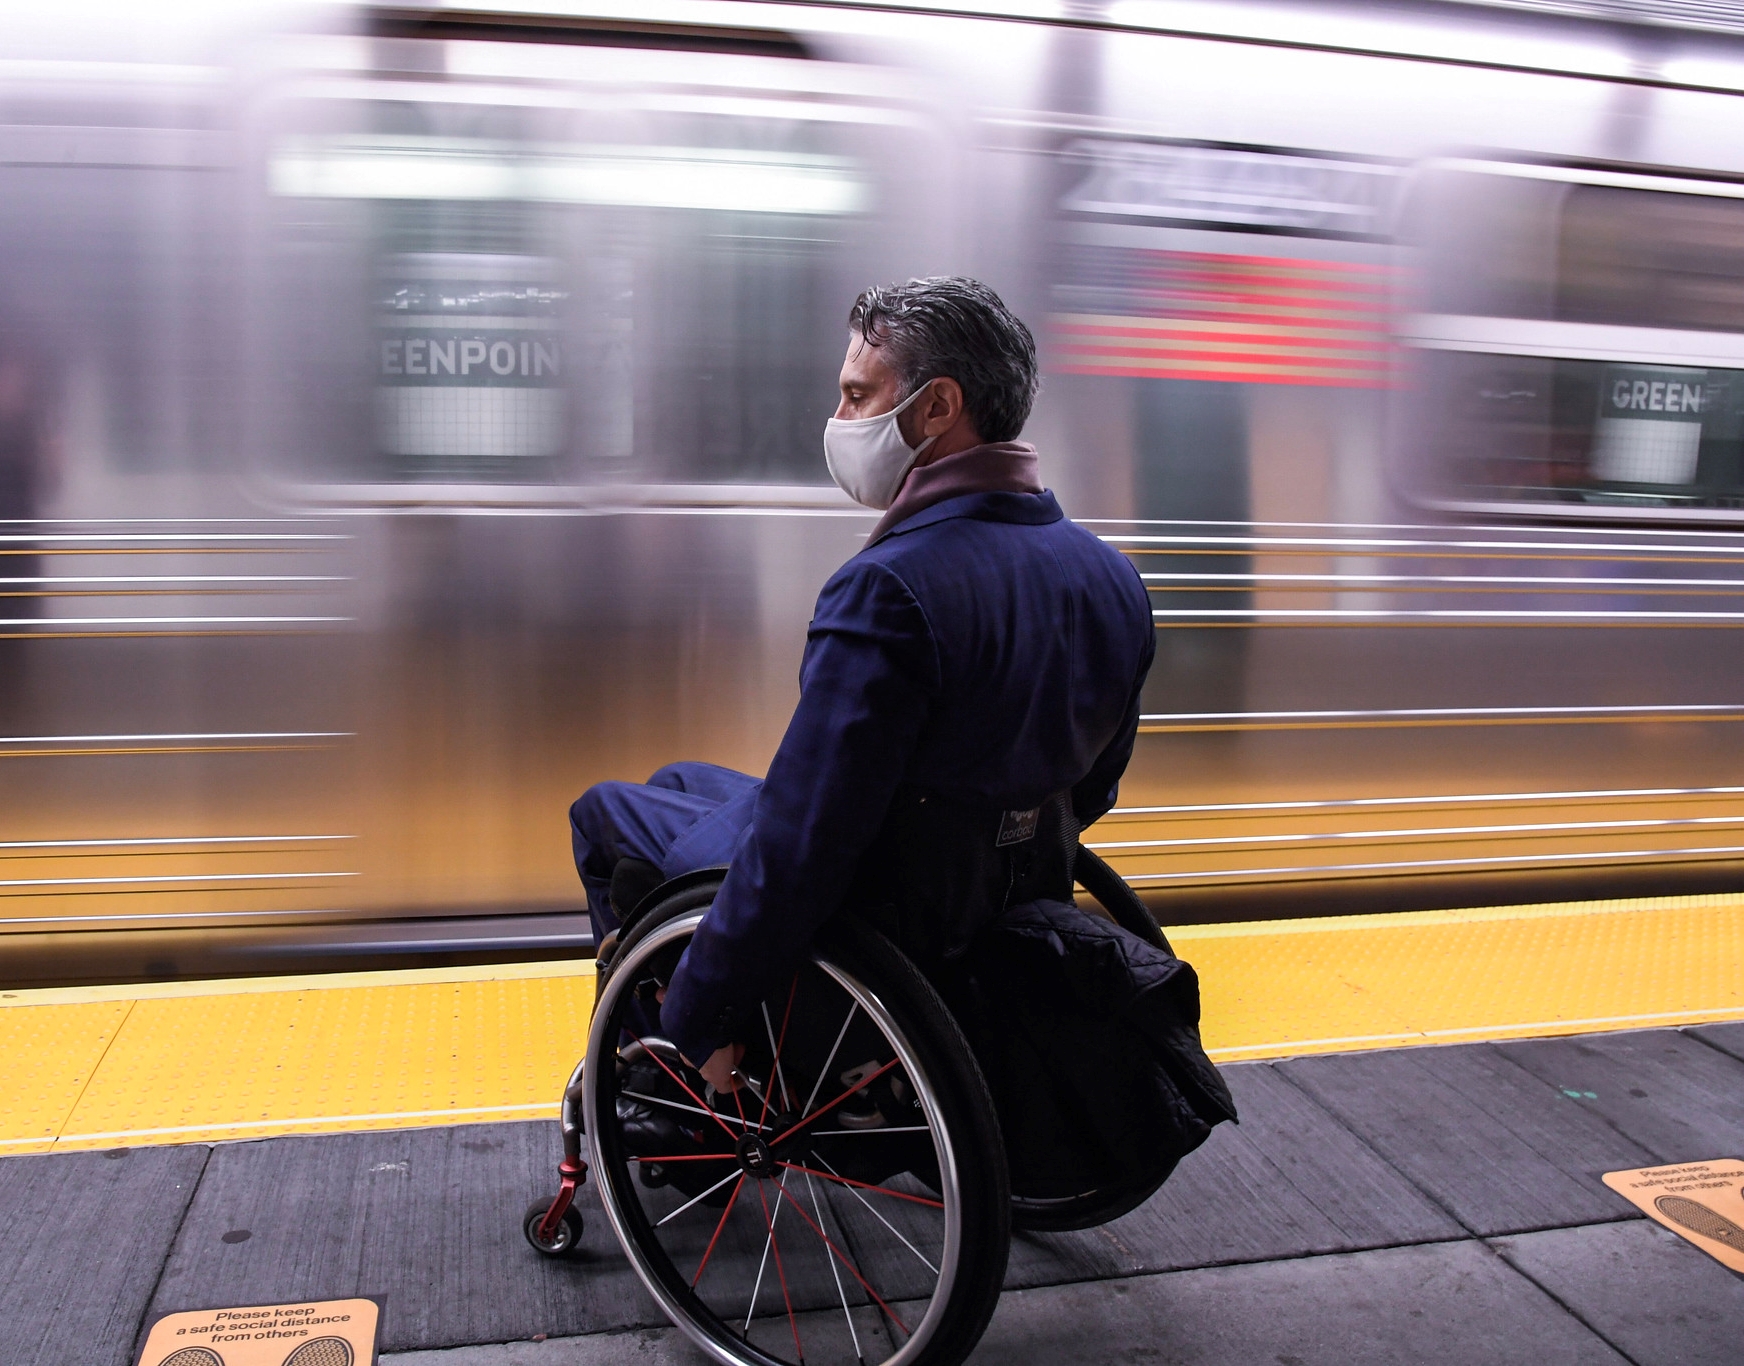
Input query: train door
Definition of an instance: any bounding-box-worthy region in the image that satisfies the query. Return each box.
[1028,15,1744,915]
[243,9,952,928]
[1046,134,1404,765]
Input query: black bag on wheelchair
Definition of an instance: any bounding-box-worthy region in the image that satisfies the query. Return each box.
[849,785,1237,1207]
[948,898,1237,1201]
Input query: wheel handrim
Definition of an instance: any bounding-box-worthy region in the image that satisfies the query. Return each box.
[584,912,964,1366]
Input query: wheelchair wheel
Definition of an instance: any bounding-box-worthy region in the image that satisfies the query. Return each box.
[1008,1173,1167,1233]
[584,891,1010,1366]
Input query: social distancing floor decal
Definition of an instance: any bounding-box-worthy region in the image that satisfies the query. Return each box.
[1604,1159,1744,1274]
[137,1299,381,1366]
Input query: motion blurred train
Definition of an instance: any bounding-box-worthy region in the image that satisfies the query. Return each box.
[6,0,1744,983]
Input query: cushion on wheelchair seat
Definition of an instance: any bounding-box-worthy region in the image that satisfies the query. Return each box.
[942,899,1238,1201]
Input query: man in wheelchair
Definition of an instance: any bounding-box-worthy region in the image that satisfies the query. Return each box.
[573,276,1145,1058]
[568,270,1227,1207]
[557,277,1233,1365]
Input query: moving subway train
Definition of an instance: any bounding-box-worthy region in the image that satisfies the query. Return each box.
[6,0,1744,983]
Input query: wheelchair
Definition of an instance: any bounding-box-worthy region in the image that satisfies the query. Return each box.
[523,845,1180,1366]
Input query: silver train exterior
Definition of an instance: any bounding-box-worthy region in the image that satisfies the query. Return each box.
[5,0,1744,981]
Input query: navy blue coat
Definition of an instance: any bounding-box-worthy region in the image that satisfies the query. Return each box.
[660,489,1155,1064]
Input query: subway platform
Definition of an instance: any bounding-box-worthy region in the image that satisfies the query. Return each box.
[5,891,1744,1365]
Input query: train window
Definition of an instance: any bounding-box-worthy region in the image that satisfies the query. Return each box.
[248,34,934,506]
[1410,352,1744,510]
[1557,186,1744,334]
[1400,163,1744,520]
[0,114,234,477]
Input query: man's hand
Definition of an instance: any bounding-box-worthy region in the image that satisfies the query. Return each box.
[652,983,745,1092]
[698,1042,747,1094]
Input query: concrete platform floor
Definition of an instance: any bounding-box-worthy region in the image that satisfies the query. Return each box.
[5,1021,1742,1366]
[383,1227,1733,1366]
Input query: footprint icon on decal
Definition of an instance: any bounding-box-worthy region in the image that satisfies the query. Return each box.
[282,1337,354,1366]
[1655,1194,1744,1250]
[156,1351,224,1366]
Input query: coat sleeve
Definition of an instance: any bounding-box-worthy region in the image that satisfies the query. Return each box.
[1070,561,1157,828]
[659,559,939,1065]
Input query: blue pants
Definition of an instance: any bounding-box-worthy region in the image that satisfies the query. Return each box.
[570,761,761,942]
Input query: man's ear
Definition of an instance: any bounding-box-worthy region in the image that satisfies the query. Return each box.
[918,377,965,438]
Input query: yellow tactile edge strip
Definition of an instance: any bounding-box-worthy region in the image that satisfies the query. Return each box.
[0,956,595,1008]
[1167,887,1744,940]
[1181,891,1744,1061]
[1,891,1740,1154]
[0,969,600,1154]
[17,1101,561,1148]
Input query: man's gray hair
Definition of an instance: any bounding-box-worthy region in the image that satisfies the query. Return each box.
[847,276,1039,444]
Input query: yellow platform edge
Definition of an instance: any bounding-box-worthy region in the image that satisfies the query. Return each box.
[2,890,1741,1155]
[0,956,596,1009]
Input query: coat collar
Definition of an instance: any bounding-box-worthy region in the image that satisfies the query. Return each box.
[867,489,1063,547]
[868,440,1042,541]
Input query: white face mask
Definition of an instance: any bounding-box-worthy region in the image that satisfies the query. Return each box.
[824,381,937,510]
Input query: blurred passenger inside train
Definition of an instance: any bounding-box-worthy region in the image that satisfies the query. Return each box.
[570,277,1155,1089]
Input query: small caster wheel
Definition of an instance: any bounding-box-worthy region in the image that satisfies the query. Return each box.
[523,1197,584,1258]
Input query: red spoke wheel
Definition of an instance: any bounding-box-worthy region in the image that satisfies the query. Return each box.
[583,885,1009,1366]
